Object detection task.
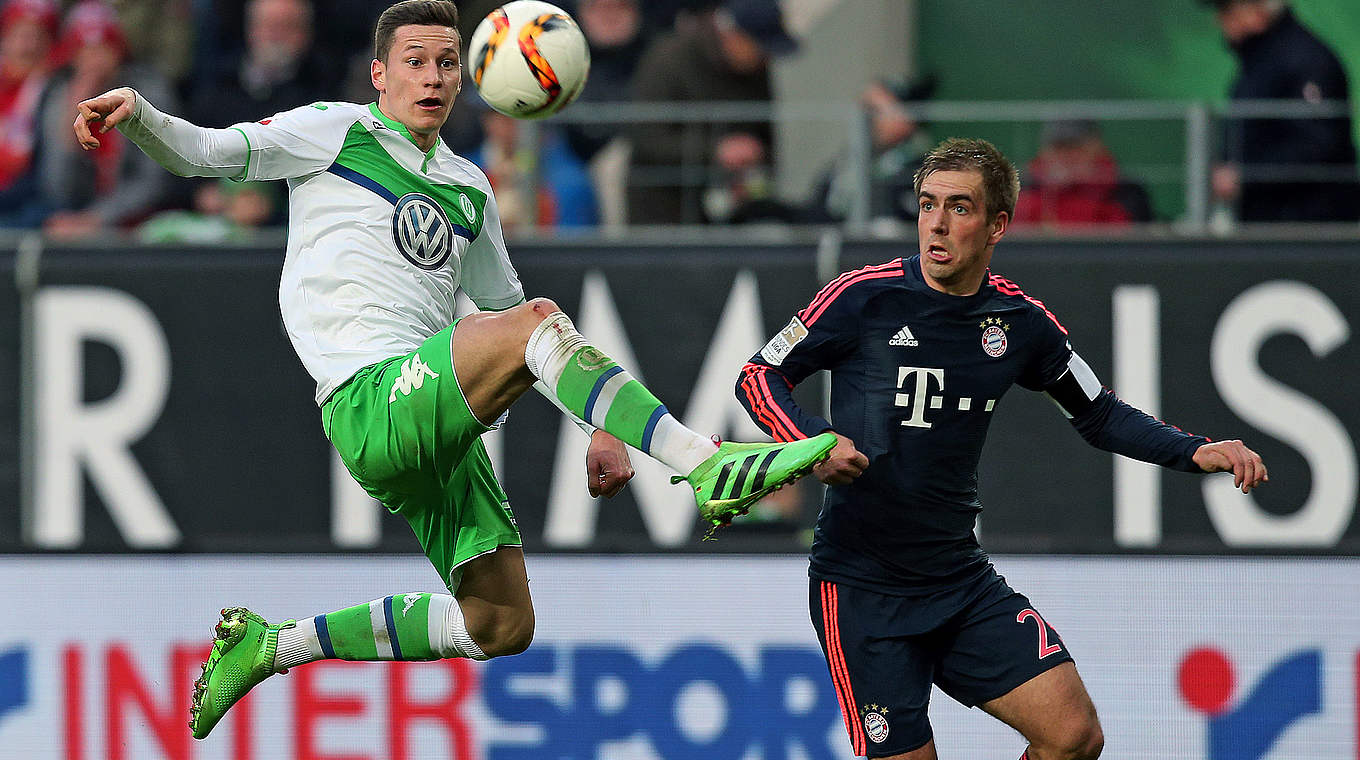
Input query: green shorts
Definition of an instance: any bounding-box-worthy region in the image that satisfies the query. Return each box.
[322,320,522,592]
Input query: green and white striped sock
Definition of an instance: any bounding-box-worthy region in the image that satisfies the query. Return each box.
[272,593,485,671]
[525,311,717,475]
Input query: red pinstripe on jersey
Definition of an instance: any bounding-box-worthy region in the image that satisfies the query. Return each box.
[988,273,1068,334]
[739,362,803,442]
[820,581,865,755]
[800,260,905,327]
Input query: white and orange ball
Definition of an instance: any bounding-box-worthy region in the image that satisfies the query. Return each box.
[467,1,591,120]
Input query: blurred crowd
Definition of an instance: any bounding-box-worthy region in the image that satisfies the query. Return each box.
[1,0,1356,240]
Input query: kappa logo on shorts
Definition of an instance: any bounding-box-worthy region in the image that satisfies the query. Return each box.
[401,594,419,617]
[393,192,454,271]
[389,355,440,403]
[859,703,890,743]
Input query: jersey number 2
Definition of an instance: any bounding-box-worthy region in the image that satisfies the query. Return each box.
[1017,608,1063,659]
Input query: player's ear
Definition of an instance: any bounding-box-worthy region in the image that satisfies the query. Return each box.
[371,58,386,93]
[989,211,1009,244]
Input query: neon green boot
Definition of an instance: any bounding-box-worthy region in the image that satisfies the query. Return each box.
[189,607,291,740]
[675,432,837,538]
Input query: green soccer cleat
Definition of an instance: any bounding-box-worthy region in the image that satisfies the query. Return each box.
[674,432,837,539]
[189,607,290,740]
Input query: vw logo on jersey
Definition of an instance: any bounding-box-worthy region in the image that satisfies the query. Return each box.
[459,193,477,226]
[392,192,453,271]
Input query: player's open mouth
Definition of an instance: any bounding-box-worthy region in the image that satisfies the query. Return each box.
[417,98,443,110]
[926,244,950,261]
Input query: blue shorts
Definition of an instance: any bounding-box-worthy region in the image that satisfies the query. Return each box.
[809,569,1074,757]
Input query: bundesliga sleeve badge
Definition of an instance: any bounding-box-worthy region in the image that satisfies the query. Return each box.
[760,317,809,366]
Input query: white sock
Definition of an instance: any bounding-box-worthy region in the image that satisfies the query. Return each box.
[438,595,488,661]
[649,416,719,474]
[273,618,324,672]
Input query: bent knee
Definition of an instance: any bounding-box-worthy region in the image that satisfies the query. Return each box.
[475,608,535,658]
[1055,718,1103,760]
[524,296,562,318]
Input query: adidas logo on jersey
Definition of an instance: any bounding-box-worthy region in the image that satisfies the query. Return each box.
[889,325,919,347]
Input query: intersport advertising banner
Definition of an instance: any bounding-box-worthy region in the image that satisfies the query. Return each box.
[0,555,1356,759]
[3,238,1359,554]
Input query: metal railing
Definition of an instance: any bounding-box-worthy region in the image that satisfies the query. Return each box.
[505,98,1359,233]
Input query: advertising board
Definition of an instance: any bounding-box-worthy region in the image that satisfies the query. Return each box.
[0,555,1356,759]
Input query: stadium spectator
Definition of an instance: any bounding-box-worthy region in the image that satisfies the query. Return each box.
[627,0,798,224]
[0,0,56,228]
[563,0,649,227]
[1205,0,1360,222]
[738,136,1268,760]
[468,107,598,232]
[38,0,174,238]
[806,77,936,226]
[564,0,649,161]
[636,0,696,35]
[1012,119,1153,228]
[188,0,338,128]
[110,0,193,90]
[137,177,279,243]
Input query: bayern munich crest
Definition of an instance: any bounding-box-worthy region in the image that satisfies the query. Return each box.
[393,192,454,271]
[860,704,890,743]
[980,316,1009,358]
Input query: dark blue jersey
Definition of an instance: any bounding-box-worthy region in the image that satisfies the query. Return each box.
[738,256,1209,595]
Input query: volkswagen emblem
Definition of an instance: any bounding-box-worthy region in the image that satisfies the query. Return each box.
[392,193,453,271]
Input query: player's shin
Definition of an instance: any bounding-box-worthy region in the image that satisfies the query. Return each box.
[524,311,716,474]
[273,593,486,671]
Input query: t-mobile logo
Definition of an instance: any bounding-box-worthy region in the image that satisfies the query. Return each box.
[895,367,945,429]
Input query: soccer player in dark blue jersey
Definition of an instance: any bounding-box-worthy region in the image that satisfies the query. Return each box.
[736,138,1267,760]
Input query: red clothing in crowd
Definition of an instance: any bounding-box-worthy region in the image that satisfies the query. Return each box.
[1013,147,1133,227]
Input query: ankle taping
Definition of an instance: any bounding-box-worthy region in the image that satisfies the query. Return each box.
[524,311,588,386]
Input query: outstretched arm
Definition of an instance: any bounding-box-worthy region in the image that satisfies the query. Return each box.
[1044,355,1267,491]
[74,87,248,178]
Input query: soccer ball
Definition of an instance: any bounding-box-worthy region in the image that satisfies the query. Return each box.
[467,1,591,120]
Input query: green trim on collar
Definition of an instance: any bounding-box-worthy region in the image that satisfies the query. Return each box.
[368,102,441,171]
[368,102,410,139]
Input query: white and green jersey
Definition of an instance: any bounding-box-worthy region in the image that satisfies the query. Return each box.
[226,102,524,404]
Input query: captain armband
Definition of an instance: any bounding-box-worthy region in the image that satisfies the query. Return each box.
[1043,352,1102,419]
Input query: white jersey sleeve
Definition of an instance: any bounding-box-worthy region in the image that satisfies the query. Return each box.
[229,103,361,182]
[458,168,525,311]
[116,90,248,179]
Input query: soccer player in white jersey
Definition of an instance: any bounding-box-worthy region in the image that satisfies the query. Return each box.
[72,0,835,740]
